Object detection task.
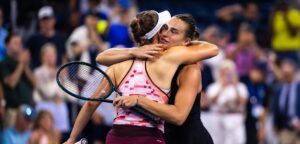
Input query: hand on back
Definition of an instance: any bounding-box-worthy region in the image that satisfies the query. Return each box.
[132,44,165,59]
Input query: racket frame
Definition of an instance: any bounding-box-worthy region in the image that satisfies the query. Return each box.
[56,61,120,102]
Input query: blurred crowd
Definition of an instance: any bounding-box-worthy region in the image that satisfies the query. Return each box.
[0,0,299,144]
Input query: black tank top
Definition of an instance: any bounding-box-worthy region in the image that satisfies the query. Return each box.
[164,65,214,144]
[169,65,201,122]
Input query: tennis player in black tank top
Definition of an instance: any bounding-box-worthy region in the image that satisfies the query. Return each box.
[164,65,214,144]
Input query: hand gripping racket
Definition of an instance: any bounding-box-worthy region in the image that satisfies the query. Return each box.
[56,61,158,121]
[75,138,88,144]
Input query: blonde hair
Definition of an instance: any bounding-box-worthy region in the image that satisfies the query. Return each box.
[40,43,56,61]
[217,59,238,81]
[219,59,236,71]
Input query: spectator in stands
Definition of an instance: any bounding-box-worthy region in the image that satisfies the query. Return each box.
[206,59,248,144]
[66,11,107,65]
[215,3,243,41]
[242,2,260,25]
[2,105,34,144]
[26,6,66,69]
[241,2,269,48]
[28,110,60,144]
[199,26,221,112]
[226,23,263,84]
[0,32,35,127]
[109,0,137,24]
[271,1,300,64]
[245,62,270,144]
[79,0,110,38]
[273,59,300,144]
[34,43,70,142]
[215,2,267,45]
[266,51,283,85]
[0,7,8,61]
[202,25,229,79]
[107,4,135,48]
[67,10,81,35]
[82,0,109,21]
[43,0,78,33]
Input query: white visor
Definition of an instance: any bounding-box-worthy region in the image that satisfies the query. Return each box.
[143,10,171,39]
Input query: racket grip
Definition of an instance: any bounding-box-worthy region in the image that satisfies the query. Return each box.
[132,105,160,121]
[100,99,113,103]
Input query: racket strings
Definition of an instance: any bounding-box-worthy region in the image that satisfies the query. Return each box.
[58,63,112,99]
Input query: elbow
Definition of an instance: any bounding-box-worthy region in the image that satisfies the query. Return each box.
[96,54,111,66]
[86,101,100,110]
[210,44,219,57]
[171,114,186,126]
[174,119,185,126]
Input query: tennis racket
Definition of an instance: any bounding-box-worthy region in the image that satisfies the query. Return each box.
[75,138,88,144]
[56,61,159,121]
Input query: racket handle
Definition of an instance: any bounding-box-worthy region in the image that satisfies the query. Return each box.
[100,99,113,103]
[132,105,160,121]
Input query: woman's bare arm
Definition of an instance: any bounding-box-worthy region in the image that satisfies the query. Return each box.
[167,41,219,64]
[96,44,164,66]
[113,64,201,125]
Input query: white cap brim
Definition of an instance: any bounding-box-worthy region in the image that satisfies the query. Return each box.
[143,10,171,39]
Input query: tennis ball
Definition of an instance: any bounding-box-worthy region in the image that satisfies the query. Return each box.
[97,20,108,34]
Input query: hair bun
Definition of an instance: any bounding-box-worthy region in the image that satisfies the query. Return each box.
[130,17,144,41]
[193,27,200,40]
[130,10,159,45]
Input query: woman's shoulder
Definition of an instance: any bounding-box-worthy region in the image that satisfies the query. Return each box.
[179,64,201,78]
[110,59,134,81]
[110,59,134,69]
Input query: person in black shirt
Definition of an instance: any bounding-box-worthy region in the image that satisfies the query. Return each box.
[245,62,270,144]
[0,32,35,127]
[26,6,66,69]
